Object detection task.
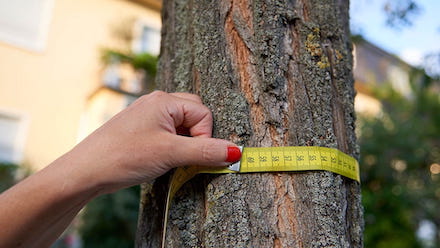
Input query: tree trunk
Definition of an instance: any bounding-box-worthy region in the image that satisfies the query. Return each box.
[136,0,363,247]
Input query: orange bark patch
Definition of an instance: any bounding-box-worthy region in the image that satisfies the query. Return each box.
[273,174,298,247]
[224,0,266,141]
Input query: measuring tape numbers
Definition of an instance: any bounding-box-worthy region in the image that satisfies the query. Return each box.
[161,146,360,247]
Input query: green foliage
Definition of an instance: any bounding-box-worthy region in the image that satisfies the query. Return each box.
[383,0,421,29]
[101,49,158,93]
[102,49,158,78]
[359,78,440,247]
[79,186,140,248]
[0,163,18,192]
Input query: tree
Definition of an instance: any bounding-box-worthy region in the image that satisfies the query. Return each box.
[382,0,420,28]
[0,163,17,193]
[136,0,362,247]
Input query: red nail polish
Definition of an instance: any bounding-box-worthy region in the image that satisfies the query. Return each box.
[226,146,242,163]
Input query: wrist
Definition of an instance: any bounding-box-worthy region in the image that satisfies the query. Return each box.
[52,148,107,201]
[63,132,132,195]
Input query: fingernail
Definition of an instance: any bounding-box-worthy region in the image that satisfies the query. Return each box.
[226,146,242,163]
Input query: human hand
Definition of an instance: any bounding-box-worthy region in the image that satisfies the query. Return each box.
[0,91,242,247]
[69,91,241,193]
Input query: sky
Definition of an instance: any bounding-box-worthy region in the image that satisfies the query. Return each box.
[350,0,440,70]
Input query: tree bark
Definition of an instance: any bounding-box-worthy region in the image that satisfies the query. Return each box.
[136,0,363,247]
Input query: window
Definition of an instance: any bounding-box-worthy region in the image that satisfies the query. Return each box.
[101,20,161,92]
[0,110,28,164]
[132,21,161,55]
[0,0,54,52]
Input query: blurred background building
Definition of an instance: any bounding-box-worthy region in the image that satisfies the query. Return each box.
[354,37,414,116]
[0,0,161,170]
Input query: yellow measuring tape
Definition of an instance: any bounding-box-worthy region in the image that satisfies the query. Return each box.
[161,146,359,247]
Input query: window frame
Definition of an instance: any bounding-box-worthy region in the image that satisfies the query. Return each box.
[0,108,29,164]
[0,0,54,52]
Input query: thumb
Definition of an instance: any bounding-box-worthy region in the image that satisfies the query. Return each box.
[170,136,241,167]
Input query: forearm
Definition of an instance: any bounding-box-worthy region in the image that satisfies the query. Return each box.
[31,198,86,248]
[0,150,102,247]
[0,91,238,247]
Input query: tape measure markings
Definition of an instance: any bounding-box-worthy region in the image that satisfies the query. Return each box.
[231,146,359,182]
[168,146,360,188]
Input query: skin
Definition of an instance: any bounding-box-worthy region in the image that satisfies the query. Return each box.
[0,91,239,248]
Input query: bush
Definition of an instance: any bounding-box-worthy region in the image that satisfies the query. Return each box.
[0,162,18,192]
[359,78,440,247]
[79,186,140,248]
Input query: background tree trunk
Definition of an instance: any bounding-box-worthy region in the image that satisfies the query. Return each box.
[136,0,363,247]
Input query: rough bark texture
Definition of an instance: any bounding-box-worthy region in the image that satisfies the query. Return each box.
[136,0,363,247]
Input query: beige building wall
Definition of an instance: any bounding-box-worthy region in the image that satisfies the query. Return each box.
[0,0,161,170]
